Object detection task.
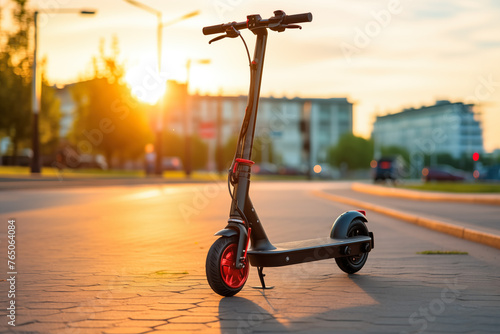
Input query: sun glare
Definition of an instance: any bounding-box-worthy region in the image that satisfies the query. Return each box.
[125,61,167,105]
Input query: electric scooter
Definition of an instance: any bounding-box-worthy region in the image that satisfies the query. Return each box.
[203,10,375,297]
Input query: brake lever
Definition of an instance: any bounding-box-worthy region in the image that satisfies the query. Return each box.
[209,25,241,44]
[209,34,228,44]
[269,24,302,32]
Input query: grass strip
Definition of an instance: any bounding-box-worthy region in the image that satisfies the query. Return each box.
[417,250,468,255]
[404,182,500,193]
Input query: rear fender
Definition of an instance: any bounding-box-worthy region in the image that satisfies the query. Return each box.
[330,210,368,239]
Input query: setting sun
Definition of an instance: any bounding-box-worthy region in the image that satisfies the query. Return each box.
[124,59,167,105]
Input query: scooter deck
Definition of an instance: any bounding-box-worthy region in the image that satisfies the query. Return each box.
[247,235,372,267]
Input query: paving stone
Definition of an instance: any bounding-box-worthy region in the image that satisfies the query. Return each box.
[206,319,259,329]
[103,327,154,334]
[154,323,209,331]
[11,321,66,332]
[105,304,151,312]
[53,327,111,334]
[24,302,81,310]
[17,308,61,317]
[150,304,198,311]
[129,310,187,321]
[68,319,119,328]
[96,292,140,300]
[167,316,219,324]
[64,305,113,313]
[89,311,131,321]
[115,319,167,328]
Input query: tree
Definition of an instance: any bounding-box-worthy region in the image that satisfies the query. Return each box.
[0,52,31,159]
[0,0,32,162]
[380,145,410,163]
[69,37,152,168]
[328,133,374,170]
[191,135,209,170]
[0,1,61,164]
[162,130,184,159]
[161,130,208,170]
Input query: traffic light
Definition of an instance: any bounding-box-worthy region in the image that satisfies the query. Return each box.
[472,152,480,162]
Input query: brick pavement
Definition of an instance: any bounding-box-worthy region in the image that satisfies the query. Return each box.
[0,182,499,333]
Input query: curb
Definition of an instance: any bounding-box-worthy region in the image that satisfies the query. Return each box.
[351,182,500,206]
[311,190,500,250]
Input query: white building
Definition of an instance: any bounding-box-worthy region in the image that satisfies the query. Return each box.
[372,100,484,160]
[169,95,353,170]
[53,81,354,171]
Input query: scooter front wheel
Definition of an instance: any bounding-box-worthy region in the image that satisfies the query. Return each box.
[335,218,369,274]
[206,236,249,297]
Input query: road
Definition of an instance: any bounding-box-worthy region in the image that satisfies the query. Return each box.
[0,181,499,333]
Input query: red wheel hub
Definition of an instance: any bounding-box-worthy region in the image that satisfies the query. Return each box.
[220,243,249,289]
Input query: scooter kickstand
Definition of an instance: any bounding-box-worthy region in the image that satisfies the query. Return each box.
[252,267,274,290]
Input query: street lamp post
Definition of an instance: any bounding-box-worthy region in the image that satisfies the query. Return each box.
[123,0,199,176]
[31,11,41,174]
[31,9,96,174]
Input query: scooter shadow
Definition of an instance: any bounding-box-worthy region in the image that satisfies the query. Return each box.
[216,273,464,333]
[218,295,288,334]
[215,273,380,333]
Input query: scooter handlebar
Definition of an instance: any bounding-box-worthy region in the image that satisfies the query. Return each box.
[202,11,312,35]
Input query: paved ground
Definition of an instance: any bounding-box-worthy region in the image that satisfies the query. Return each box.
[0,181,499,333]
[0,176,202,191]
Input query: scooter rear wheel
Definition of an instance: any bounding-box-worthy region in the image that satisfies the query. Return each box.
[206,236,249,297]
[335,219,369,274]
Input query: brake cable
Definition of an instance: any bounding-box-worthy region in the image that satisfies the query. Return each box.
[226,28,254,230]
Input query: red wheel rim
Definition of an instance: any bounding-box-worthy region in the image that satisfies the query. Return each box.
[220,243,249,289]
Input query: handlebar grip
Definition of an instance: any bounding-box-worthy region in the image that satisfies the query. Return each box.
[203,24,226,35]
[283,12,313,24]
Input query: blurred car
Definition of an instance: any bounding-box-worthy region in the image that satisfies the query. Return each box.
[78,154,108,170]
[1,155,31,167]
[422,165,467,182]
[373,156,405,182]
[278,165,306,176]
[162,157,183,171]
[478,164,500,181]
[253,163,278,175]
[313,164,340,179]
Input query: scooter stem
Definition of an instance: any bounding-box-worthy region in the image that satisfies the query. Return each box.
[229,27,274,255]
[241,28,268,160]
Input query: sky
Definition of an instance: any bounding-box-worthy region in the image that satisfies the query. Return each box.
[5,0,500,152]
